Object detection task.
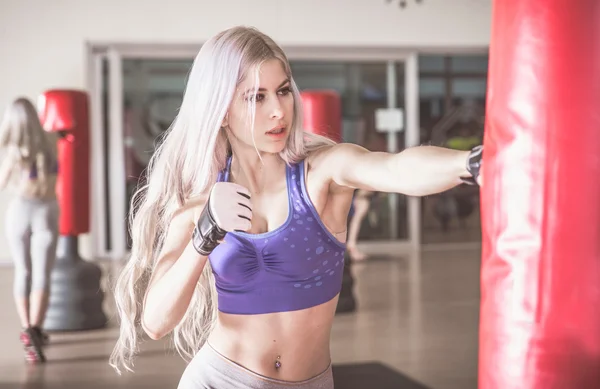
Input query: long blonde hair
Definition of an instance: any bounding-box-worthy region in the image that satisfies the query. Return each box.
[110,26,336,374]
[0,97,57,195]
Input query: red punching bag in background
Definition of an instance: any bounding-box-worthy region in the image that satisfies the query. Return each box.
[479,1,600,388]
[300,90,342,142]
[37,89,106,331]
[38,90,90,236]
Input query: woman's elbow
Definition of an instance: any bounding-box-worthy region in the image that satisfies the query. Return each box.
[143,327,164,341]
[141,312,168,340]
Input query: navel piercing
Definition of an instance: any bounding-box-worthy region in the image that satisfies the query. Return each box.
[275,355,282,369]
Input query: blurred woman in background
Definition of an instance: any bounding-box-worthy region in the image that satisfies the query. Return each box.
[0,97,59,364]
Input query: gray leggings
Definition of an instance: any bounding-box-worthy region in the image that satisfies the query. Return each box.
[6,197,59,297]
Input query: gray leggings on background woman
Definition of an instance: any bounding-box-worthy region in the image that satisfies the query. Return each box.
[6,197,59,298]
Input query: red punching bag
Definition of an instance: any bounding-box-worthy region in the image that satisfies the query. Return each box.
[301,90,342,142]
[479,1,600,388]
[37,89,105,331]
[38,90,90,236]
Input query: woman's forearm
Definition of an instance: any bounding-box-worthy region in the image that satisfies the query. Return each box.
[142,241,209,340]
[389,146,470,196]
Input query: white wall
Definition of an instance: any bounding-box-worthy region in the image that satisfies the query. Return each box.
[0,0,491,263]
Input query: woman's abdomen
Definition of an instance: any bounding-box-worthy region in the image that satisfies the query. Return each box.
[207,295,338,382]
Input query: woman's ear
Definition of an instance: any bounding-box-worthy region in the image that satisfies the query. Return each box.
[221,113,229,129]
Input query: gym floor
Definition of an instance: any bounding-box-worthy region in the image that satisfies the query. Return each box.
[0,247,481,389]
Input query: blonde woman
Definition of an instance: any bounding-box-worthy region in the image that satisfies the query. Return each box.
[0,97,59,364]
[110,26,483,388]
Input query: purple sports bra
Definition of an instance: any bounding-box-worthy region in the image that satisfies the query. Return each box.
[208,156,346,315]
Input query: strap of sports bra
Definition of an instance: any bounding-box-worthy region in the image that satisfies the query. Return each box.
[217,154,233,183]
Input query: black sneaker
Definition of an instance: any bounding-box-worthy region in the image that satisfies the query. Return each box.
[21,327,46,364]
[32,326,49,346]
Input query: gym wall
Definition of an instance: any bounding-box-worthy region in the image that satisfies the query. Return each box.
[0,0,491,263]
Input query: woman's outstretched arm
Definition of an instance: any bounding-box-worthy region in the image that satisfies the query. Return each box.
[318,143,478,197]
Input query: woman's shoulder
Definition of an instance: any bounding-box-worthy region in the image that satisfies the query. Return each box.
[305,142,363,170]
[302,143,344,184]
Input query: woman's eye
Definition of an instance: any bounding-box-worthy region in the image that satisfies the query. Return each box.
[247,94,264,103]
[278,87,292,96]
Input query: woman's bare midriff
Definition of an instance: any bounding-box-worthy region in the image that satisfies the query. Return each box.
[207,294,340,382]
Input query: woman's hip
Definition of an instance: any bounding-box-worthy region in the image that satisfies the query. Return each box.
[178,342,334,389]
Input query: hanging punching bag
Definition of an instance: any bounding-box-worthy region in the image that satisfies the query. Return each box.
[479,1,600,388]
[300,90,342,142]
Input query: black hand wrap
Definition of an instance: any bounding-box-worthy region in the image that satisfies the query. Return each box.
[460,145,483,185]
[191,199,227,256]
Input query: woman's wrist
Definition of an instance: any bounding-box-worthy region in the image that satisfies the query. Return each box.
[460,145,483,184]
[457,150,471,177]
